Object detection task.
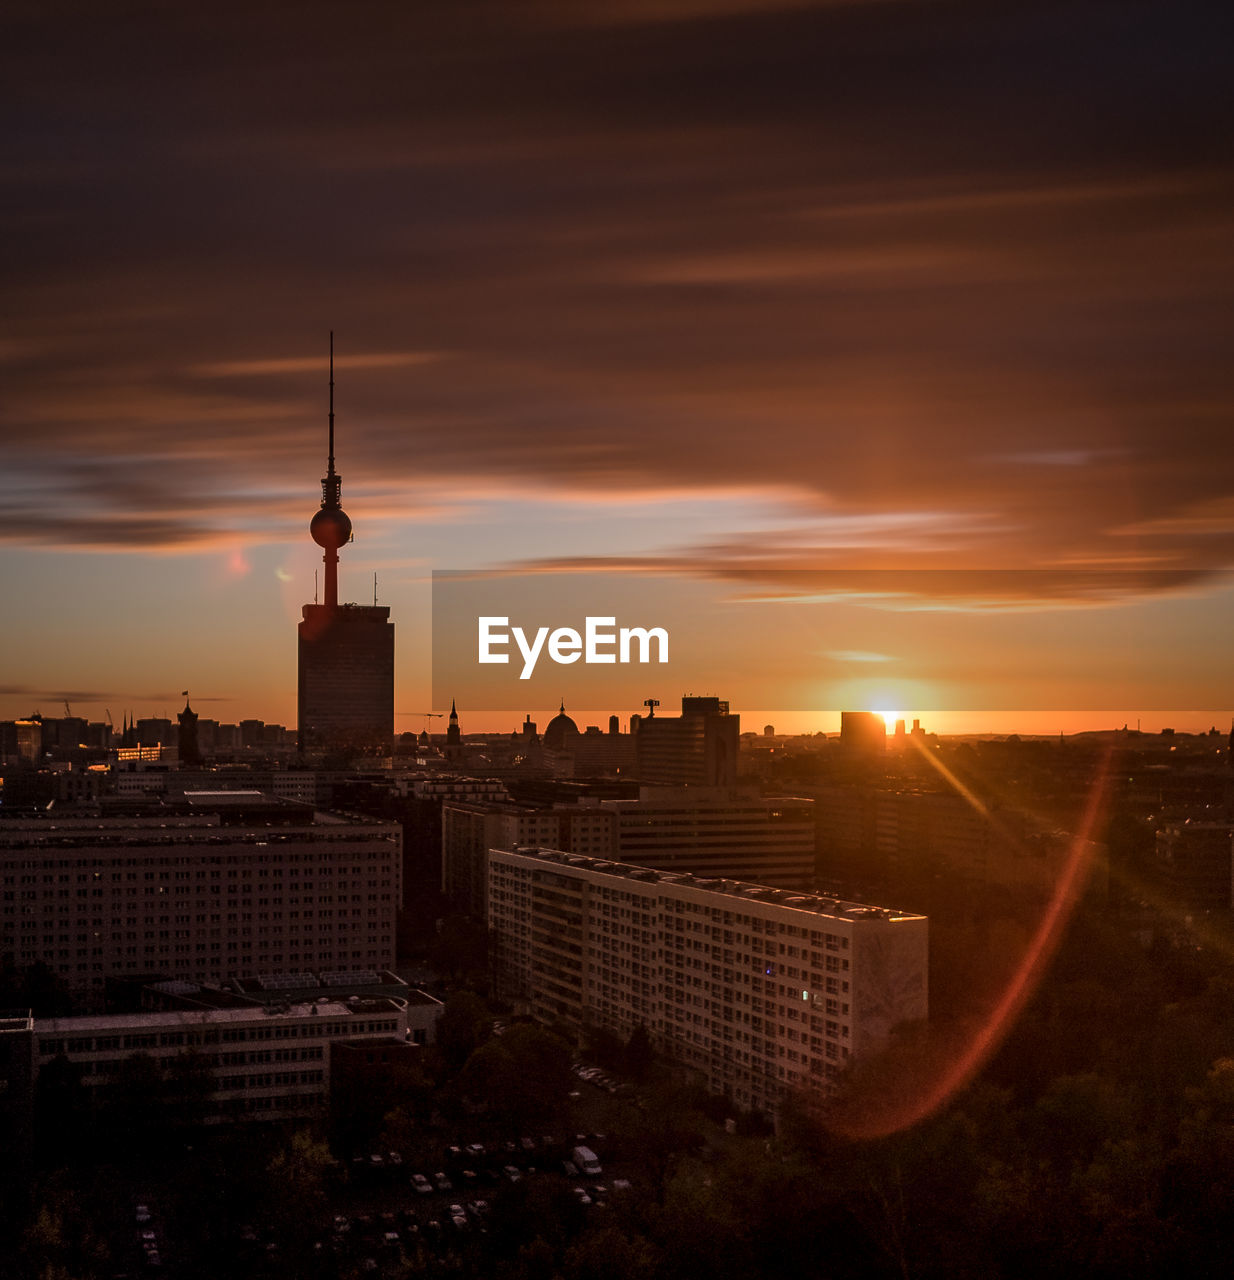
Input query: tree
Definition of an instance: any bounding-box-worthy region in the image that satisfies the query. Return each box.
[432,989,493,1076]
[164,1048,215,1134]
[459,1023,573,1129]
[100,1052,168,1153]
[563,1221,660,1280]
[259,1130,334,1261]
[428,914,490,985]
[34,1054,91,1163]
[624,1023,653,1080]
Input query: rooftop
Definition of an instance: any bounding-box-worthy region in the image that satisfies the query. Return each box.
[34,997,402,1035]
[497,846,924,923]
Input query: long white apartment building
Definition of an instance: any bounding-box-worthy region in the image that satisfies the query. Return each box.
[489,847,927,1116]
[0,811,401,1004]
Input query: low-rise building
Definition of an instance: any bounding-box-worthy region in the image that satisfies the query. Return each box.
[0,972,443,1135]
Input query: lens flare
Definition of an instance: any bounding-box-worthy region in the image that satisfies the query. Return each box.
[823,740,1113,1141]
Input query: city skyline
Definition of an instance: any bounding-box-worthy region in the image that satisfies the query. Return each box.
[4,1,1232,736]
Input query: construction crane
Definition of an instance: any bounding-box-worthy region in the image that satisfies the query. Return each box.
[402,712,445,732]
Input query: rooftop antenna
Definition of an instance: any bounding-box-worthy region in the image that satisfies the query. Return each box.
[308,330,352,609]
[314,569,318,604]
[328,330,336,478]
[374,571,378,606]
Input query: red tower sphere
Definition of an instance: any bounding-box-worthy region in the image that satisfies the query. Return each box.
[310,505,352,550]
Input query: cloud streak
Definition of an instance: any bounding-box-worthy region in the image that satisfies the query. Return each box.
[2,0,1232,588]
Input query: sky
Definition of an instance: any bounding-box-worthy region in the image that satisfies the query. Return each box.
[3,0,1232,736]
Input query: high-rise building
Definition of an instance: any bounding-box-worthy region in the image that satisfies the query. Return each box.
[298,335,394,757]
[840,711,886,759]
[441,799,616,916]
[0,809,401,1006]
[599,786,816,889]
[634,696,739,787]
[488,846,927,1115]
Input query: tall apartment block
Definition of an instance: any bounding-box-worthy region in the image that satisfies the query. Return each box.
[489,847,927,1116]
[0,812,401,1006]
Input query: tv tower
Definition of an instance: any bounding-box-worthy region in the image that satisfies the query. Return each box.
[297,334,395,758]
[309,332,353,609]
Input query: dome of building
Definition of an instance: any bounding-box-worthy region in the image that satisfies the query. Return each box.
[543,701,579,751]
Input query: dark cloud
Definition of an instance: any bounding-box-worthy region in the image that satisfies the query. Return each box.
[0,686,121,702]
[0,686,232,705]
[3,0,1233,575]
[476,554,1232,608]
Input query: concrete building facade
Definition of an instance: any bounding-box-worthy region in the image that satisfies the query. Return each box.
[0,813,401,1005]
[442,801,616,917]
[599,787,816,889]
[635,697,739,787]
[489,847,927,1116]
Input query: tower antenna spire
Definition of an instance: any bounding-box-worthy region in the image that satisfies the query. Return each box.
[309,330,351,610]
[328,329,336,477]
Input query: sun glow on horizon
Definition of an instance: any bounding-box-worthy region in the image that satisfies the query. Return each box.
[871,707,907,731]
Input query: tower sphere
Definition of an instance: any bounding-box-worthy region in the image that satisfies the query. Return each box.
[310,506,352,550]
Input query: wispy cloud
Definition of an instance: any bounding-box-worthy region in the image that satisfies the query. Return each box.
[193,351,445,378]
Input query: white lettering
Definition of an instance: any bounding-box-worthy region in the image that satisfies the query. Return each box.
[513,626,550,680]
[478,617,509,663]
[585,616,616,663]
[548,627,583,665]
[620,626,669,664]
[477,616,670,677]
